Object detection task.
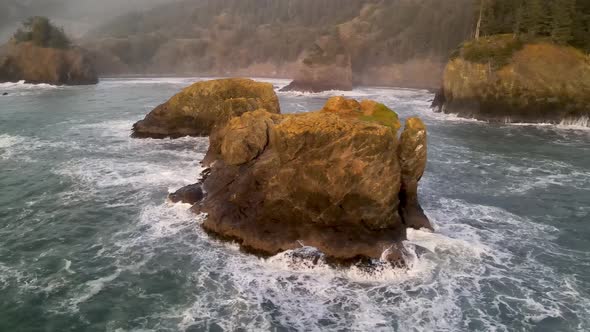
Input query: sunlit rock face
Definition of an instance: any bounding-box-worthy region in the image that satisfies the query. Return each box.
[132,78,281,139]
[435,35,590,124]
[172,95,431,265]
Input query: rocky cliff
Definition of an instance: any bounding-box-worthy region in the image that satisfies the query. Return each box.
[281,35,353,92]
[168,93,432,265]
[132,78,281,138]
[0,42,98,85]
[434,35,590,124]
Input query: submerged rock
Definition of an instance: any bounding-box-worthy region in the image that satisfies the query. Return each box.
[183,96,431,264]
[168,183,204,205]
[132,78,281,139]
[0,42,98,85]
[436,35,590,124]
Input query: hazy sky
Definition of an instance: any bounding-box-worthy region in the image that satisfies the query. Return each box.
[0,0,180,40]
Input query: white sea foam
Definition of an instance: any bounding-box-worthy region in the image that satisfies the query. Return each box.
[47,185,588,331]
[559,116,590,129]
[69,269,122,309]
[0,134,69,161]
[0,80,69,97]
[57,156,201,188]
[0,80,59,90]
[64,260,74,274]
[73,174,588,331]
[99,77,204,86]
[4,80,588,330]
[0,134,27,160]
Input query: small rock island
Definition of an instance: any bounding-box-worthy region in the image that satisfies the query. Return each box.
[434,35,590,124]
[134,78,432,266]
[433,2,590,125]
[0,17,98,86]
[132,78,280,138]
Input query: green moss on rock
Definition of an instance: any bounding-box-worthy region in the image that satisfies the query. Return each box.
[132,78,281,138]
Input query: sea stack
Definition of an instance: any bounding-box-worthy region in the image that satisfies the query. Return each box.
[132,78,281,138]
[169,93,432,266]
[434,35,590,124]
[0,17,98,86]
[0,42,98,86]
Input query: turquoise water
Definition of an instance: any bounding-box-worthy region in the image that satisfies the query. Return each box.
[0,78,589,331]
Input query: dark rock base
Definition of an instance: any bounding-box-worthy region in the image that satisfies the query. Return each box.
[434,94,590,126]
[280,80,353,93]
[175,172,430,266]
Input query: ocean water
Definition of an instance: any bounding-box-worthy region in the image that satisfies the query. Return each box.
[0,78,589,332]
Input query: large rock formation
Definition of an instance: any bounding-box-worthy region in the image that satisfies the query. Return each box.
[0,42,98,85]
[173,96,431,265]
[434,35,590,124]
[281,35,353,93]
[132,78,281,138]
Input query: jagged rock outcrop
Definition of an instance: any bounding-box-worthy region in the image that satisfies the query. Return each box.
[176,96,431,265]
[0,42,98,85]
[281,35,353,93]
[435,35,590,124]
[132,78,281,138]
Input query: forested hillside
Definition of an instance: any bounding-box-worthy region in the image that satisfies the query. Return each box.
[85,0,476,88]
[475,0,590,51]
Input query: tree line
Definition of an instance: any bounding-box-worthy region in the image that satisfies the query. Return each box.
[475,0,590,51]
[13,16,70,49]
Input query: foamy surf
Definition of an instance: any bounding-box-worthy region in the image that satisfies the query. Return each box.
[1,77,589,331]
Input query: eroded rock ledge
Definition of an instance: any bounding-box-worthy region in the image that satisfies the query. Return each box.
[170,95,432,265]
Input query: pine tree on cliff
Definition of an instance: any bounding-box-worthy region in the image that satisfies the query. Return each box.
[13,16,70,49]
[513,2,525,37]
[522,0,549,36]
[572,0,590,52]
[474,0,489,39]
[550,0,575,44]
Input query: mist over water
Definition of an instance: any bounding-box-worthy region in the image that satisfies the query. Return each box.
[0,78,589,331]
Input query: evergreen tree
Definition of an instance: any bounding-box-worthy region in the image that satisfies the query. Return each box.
[571,0,590,52]
[550,0,575,44]
[513,3,525,36]
[480,0,496,36]
[522,0,547,36]
[12,16,70,49]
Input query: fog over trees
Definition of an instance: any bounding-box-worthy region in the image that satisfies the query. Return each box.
[3,0,587,87]
[0,0,180,39]
[76,0,476,82]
